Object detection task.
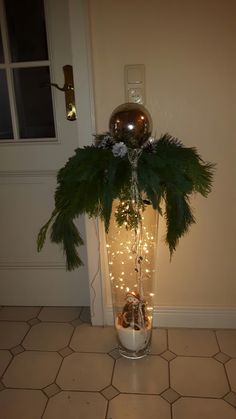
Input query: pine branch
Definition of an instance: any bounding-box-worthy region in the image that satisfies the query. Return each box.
[50,214,84,270]
[37,133,215,270]
[37,209,58,252]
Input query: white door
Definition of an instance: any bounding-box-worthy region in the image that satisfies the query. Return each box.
[0,0,95,306]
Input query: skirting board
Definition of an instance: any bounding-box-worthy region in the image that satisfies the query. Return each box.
[103,305,236,329]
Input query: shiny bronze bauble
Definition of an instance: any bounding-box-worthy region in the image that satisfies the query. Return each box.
[109,103,152,148]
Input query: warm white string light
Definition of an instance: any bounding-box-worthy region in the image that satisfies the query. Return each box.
[107,207,157,303]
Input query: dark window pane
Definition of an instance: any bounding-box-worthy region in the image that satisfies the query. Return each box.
[0,70,13,139]
[5,0,48,62]
[0,28,4,63]
[13,67,55,139]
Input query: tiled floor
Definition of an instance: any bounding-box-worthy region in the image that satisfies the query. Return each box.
[0,306,235,419]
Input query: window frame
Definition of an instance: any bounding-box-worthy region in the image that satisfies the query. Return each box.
[0,0,57,144]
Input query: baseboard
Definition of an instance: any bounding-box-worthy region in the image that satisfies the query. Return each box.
[104,305,236,329]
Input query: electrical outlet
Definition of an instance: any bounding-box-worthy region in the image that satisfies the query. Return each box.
[124,64,145,105]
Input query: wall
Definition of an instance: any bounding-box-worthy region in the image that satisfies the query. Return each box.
[88,0,236,311]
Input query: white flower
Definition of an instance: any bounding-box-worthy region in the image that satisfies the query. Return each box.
[112,142,128,158]
[99,139,108,148]
[96,134,115,148]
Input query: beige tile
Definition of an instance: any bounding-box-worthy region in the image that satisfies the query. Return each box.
[150,328,167,354]
[39,307,81,322]
[173,397,236,419]
[0,350,12,376]
[23,322,73,351]
[56,353,113,391]
[43,391,107,419]
[113,356,169,394]
[3,351,61,389]
[161,388,180,403]
[168,328,218,356]
[28,318,40,326]
[43,383,61,398]
[224,391,236,409]
[214,352,231,364]
[109,348,121,360]
[101,385,119,400]
[170,357,229,397]
[58,347,73,358]
[0,389,47,419]
[0,322,29,349]
[0,306,40,321]
[161,350,176,361]
[70,324,117,352]
[226,359,236,392]
[10,345,24,356]
[108,394,171,419]
[216,330,236,358]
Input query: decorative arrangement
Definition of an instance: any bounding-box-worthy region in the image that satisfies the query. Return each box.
[38,102,215,358]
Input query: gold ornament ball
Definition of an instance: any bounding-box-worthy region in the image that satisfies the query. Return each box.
[109,103,153,147]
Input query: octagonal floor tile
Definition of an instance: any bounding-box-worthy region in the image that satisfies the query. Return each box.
[3,351,61,389]
[0,350,12,376]
[226,359,236,392]
[173,397,236,419]
[70,324,117,353]
[0,389,47,419]
[0,322,29,349]
[216,330,236,358]
[108,394,171,419]
[168,329,218,356]
[23,322,73,351]
[113,356,168,394]
[0,306,40,321]
[43,391,107,419]
[38,307,81,322]
[56,353,114,391]
[170,357,229,397]
[150,328,167,355]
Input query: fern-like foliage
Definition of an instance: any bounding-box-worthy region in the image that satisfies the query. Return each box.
[37,134,215,270]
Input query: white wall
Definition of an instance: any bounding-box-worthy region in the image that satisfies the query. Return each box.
[89,0,236,311]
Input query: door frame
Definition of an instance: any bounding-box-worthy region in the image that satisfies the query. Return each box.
[68,0,105,325]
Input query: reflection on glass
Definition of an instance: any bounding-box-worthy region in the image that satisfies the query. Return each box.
[0,70,13,139]
[13,67,55,139]
[0,28,4,63]
[4,0,48,62]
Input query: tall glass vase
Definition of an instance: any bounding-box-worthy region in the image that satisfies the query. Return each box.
[106,202,158,359]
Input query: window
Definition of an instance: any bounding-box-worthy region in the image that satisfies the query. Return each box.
[0,0,55,141]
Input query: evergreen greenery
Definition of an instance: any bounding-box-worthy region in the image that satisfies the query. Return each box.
[37,134,215,271]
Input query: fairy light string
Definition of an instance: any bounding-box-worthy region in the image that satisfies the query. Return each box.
[127,148,143,290]
[126,148,149,330]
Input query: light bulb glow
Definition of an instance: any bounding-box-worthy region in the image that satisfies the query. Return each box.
[106,202,157,328]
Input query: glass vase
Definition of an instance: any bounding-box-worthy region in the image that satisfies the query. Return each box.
[106,202,158,359]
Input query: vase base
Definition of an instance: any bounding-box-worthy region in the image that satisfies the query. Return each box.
[119,345,150,359]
